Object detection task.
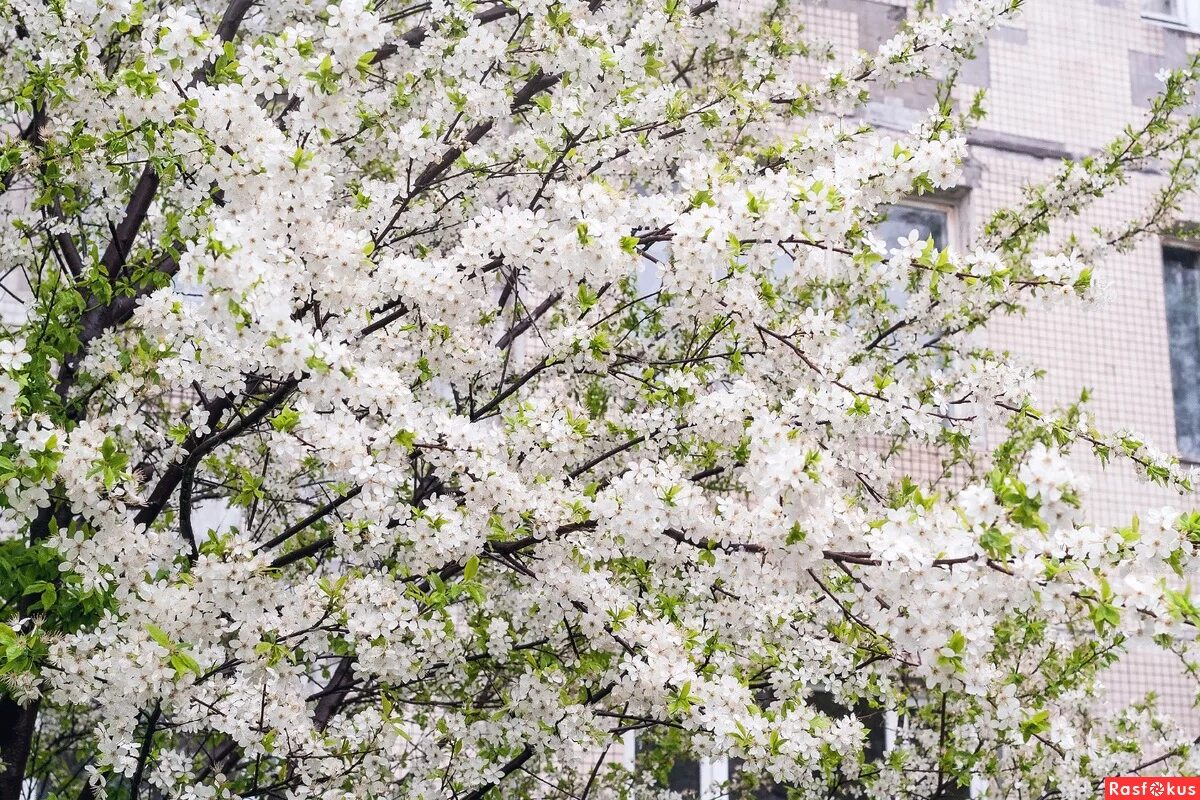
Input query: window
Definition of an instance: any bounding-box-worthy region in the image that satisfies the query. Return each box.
[1162,246,1200,461]
[876,201,953,311]
[728,691,889,800]
[1142,0,1199,29]
[876,201,981,424]
[1144,0,1182,20]
[877,203,949,253]
[629,691,892,800]
[631,729,703,797]
[624,691,977,799]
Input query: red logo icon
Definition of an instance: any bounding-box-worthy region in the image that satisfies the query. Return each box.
[1106,778,1200,798]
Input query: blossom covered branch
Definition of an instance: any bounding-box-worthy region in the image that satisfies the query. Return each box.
[2,0,1200,798]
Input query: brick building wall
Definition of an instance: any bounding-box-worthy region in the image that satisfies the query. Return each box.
[608,4,1200,794]
[802,0,1200,777]
[822,0,1200,524]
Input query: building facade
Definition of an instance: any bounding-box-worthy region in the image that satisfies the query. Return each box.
[856,0,1200,527]
[635,0,1200,796]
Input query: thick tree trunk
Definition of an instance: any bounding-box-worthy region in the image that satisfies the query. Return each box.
[0,695,39,800]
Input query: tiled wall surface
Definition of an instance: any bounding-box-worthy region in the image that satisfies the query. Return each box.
[776,0,1200,527]
[811,0,1200,743]
[603,2,1200,785]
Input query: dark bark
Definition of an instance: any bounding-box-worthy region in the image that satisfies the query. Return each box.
[313,657,356,732]
[0,696,40,800]
[460,745,535,800]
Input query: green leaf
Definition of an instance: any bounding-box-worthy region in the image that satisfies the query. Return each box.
[146,624,172,649]
[170,651,201,678]
[463,554,480,581]
[1019,709,1050,742]
[272,406,301,432]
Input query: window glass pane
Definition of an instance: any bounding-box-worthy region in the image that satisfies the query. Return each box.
[1144,0,1181,18]
[666,757,700,795]
[1163,247,1200,461]
[876,204,948,252]
[808,691,887,765]
[876,204,949,313]
[769,203,951,283]
[635,733,699,796]
[728,691,889,799]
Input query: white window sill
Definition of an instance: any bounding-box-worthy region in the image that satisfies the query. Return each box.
[1142,13,1198,32]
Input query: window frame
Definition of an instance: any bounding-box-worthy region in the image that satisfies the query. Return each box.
[878,198,978,425]
[623,695,979,799]
[879,196,961,254]
[1142,0,1200,32]
[1160,241,1200,464]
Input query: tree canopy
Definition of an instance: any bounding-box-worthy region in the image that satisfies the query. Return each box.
[2,0,1200,798]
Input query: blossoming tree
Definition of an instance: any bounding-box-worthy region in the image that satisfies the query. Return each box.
[3,0,1200,797]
